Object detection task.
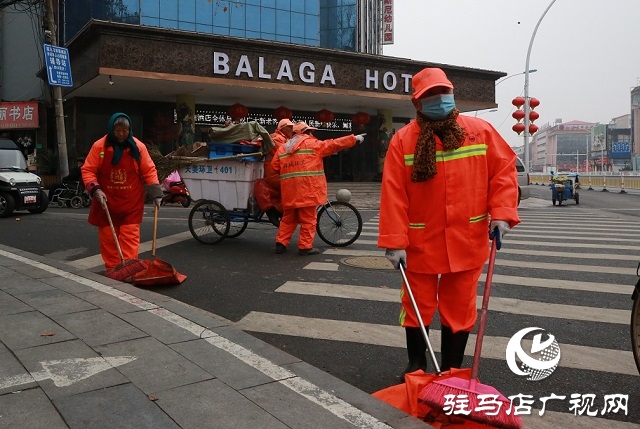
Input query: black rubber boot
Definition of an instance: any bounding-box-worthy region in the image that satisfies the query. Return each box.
[440,325,470,371]
[403,327,428,378]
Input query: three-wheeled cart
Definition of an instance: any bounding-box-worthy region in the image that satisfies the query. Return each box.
[550,172,579,206]
[180,156,362,246]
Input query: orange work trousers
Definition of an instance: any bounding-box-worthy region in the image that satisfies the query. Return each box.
[275,205,317,250]
[400,266,484,333]
[97,224,141,270]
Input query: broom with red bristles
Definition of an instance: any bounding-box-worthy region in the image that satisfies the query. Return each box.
[419,228,523,429]
[103,202,147,282]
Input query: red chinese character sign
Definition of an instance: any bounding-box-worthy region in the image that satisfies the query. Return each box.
[382,0,394,45]
[0,102,39,130]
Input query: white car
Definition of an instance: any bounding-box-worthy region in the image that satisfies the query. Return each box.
[516,157,530,205]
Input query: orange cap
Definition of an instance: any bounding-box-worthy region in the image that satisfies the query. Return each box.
[293,121,317,134]
[411,67,453,100]
[277,118,294,130]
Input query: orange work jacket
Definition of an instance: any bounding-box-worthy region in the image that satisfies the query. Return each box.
[263,129,288,187]
[82,136,159,227]
[272,134,356,209]
[378,115,520,274]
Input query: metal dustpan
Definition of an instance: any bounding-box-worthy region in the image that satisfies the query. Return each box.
[133,206,187,286]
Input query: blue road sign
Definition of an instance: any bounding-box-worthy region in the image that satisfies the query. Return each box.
[43,44,73,87]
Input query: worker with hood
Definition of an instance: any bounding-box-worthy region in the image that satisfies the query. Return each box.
[272,122,365,255]
[254,118,294,226]
[82,112,163,273]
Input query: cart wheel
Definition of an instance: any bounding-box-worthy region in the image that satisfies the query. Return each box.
[57,199,66,208]
[226,211,249,238]
[188,200,229,244]
[552,198,556,206]
[316,201,362,247]
[632,288,640,375]
[575,192,580,205]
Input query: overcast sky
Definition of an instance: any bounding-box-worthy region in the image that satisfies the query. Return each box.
[382,0,640,148]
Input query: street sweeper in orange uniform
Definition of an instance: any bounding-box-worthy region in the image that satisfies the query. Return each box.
[378,67,520,378]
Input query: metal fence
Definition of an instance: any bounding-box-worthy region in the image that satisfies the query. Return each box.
[529,173,640,190]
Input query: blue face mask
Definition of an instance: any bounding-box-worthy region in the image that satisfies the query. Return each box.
[420,94,456,120]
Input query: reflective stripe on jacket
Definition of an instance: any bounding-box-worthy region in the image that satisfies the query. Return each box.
[272,134,356,209]
[377,115,520,273]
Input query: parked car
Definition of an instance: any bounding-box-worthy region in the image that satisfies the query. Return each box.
[0,138,48,217]
[516,156,530,205]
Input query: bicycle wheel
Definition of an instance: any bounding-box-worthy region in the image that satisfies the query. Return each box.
[188,200,229,244]
[632,286,640,375]
[226,211,249,238]
[316,201,362,247]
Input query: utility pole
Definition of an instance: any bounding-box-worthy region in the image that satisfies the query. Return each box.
[44,0,69,178]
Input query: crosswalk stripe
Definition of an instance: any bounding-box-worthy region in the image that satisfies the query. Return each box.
[275,281,629,324]
[234,312,638,376]
[321,248,636,275]
[506,233,640,244]
[320,249,632,294]
[512,229,640,238]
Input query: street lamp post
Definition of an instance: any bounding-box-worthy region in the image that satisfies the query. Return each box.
[495,69,537,87]
[523,0,558,173]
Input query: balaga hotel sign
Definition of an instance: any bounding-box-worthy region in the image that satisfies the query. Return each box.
[213,51,413,95]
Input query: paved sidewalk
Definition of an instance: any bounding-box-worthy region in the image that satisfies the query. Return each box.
[0,245,422,429]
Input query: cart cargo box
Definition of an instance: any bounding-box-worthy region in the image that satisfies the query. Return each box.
[208,142,261,161]
[181,159,264,210]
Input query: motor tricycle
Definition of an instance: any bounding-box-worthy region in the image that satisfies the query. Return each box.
[550,172,579,206]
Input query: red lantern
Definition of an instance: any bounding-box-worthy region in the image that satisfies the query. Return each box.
[528,111,540,122]
[227,103,248,122]
[528,98,540,109]
[512,110,525,121]
[315,108,334,126]
[273,105,292,121]
[529,124,539,135]
[512,97,525,108]
[512,123,526,135]
[352,111,371,130]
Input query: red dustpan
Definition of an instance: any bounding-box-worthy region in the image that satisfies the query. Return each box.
[419,230,522,429]
[133,205,187,286]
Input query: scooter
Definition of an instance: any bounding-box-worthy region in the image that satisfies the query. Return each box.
[161,180,191,207]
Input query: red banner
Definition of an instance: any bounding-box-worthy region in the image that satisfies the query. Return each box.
[0,101,39,129]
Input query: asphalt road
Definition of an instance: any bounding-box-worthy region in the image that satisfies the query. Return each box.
[1,187,639,426]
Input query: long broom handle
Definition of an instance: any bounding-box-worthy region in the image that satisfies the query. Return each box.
[103,203,126,264]
[471,236,498,381]
[152,205,158,257]
[399,263,441,375]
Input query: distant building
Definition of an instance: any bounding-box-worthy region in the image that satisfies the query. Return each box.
[530,120,594,173]
[607,114,632,171]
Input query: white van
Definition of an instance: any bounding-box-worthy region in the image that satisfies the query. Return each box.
[0,138,49,217]
[516,156,530,205]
